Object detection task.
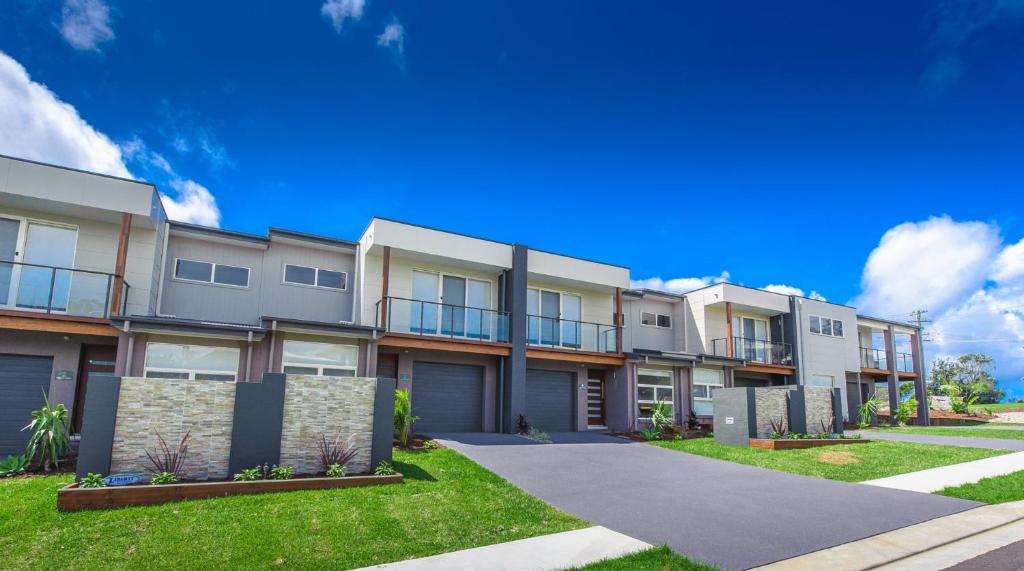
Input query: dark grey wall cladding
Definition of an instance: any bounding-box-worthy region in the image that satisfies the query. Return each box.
[832,387,845,434]
[712,388,755,447]
[502,244,528,433]
[371,377,396,469]
[228,373,286,476]
[76,376,122,480]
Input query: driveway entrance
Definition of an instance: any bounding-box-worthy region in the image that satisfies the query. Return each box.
[433,433,980,570]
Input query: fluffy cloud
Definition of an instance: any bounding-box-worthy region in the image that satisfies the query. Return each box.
[58,0,115,52]
[321,0,365,33]
[0,51,129,177]
[854,217,1024,395]
[0,51,222,227]
[762,284,827,301]
[377,18,405,54]
[631,271,731,294]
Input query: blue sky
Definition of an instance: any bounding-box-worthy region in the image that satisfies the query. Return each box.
[1,1,1023,398]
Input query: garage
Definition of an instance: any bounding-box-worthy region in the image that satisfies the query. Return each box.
[0,354,53,456]
[526,369,575,432]
[411,362,484,433]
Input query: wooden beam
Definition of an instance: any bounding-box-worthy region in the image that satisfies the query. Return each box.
[0,314,118,337]
[725,301,734,358]
[737,364,796,375]
[860,367,891,377]
[897,371,919,379]
[526,347,626,366]
[379,334,511,356]
[379,246,391,328]
[110,213,132,316]
[614,287,623,352]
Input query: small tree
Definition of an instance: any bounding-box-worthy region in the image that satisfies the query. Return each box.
[929,354,1005,404]
[393,389,418,448]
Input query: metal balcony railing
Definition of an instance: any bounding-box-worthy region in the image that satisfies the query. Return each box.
[861,347,887,370]
[527,315,620,353]
[711,337,793,366]
[0,260,128,318]
[376,296,510,342]
[895,352,915,373]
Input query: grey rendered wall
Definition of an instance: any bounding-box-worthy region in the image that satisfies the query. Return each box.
[160,235,265,324]
[712,388,755,446]
[795,298,859,420]
[75,375,121,480]
[228,373,286,475]
[622,297,677,352]
[260,242,356,323]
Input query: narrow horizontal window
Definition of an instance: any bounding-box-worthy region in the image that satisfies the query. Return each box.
[641,312,656,326]
[283,264,346,290]
[284,264,317,286]
[656,314,671,328]
[175,259,213,282]
[317,269,345,290]
[213,264,249,287]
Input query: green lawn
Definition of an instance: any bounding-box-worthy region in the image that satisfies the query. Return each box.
[0,449,585,570]
[575,546,719,570]
[650,439,1007,482]
[867,426,1024,440]
[937,470,1024,505]
[971,403,1024,414]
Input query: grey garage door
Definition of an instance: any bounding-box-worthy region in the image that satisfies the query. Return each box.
[411,362,484,433]
[0,354,53,456]
[526,369,574,432]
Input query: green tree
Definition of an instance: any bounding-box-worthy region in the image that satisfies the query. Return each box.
[928,354,1005,404]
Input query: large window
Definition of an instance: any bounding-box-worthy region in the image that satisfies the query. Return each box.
[281,340,358,376]
[808,374,835,388]
[809,315,844,337]
[637,368,674,420]
[409,270,493,339]
[174,259,250,287]
[641,311,672,329]
[283,264,347,290]
[692,368,724,416]
[144,343,239,381]
[527,287,582,348]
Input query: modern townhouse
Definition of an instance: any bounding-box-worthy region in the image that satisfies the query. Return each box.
[0,155,165,455]
[613,282,929,432]
[357,217,629,434]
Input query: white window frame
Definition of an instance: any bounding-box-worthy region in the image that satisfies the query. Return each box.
[692,368,724,416]
[280,340,359,376]
[0,214,80,313]
[527,286,584,348]
[282,263,348,291]
[410,268,495,339]
[173,258,250,289]
[142,342,239,381]
[809,315,844,338]
[640,311,672,329]
[637,368,674,420]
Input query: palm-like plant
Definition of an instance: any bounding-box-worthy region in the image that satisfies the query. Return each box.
[649,400,673,434]
[857,396,883,428]
[393,389,419,448]
[22,391,70,472]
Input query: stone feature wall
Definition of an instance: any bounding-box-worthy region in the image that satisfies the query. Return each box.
[804,387,836,434]
[279,375,376,475]
[753,388,788,437]
[110,377,236,480]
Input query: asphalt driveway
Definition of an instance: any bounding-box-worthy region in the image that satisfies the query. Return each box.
[433,432,980,570]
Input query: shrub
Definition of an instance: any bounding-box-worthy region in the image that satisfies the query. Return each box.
[150,471,179,485]
[649,401,673,434]
[672,433,686,441]
[640,428,662,441]
[143,431,190,478]
[526,427,551,443]
[769,431,782,440]
[374,460,396,476]
[516,414,530,435]
[22,391,70,472]
[686,409,701,430]
[895,398,918,426]
[422,439,439,450]
[393,389,419,448]
[270,465,294,480]
[0,454,28,478]
[857,396,883,428]
[233,467,261,482]
[326,463,347,478]
[317,433,358,471]
[80,472,106,488]
[768,415,788,438]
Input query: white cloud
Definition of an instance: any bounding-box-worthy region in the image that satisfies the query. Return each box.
[377,18,405,54]
[321,0,365,33]
[854,216,1024,396]
[58,0,115,52]
[631,271,730,294]
[761,284,827,301]
[162,179,221,227]
[0,51,129,177]
[0,51,223,227]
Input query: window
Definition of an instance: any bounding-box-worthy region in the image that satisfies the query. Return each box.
[808,374,835,388]
[281,340,358,376]
[692,368,724,416]
[174,259,250,287]
[637,369,673,419]
[283,264,347,290]
[143,342,239,381]
[527,287,582,347]
[809,315,844,337]
[409,270,495,339]
[641,311,672,329]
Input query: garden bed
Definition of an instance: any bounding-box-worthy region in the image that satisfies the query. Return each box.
[57,473,403,511]
[877,411,992,426]
[749,438,871,450]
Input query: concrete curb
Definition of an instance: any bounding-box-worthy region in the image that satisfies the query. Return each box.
[862,451,1024,493]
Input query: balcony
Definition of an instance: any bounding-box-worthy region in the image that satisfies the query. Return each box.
[861,347,915,373]
[527,315,620,353]
[711,337,793,366]
[0,261,127,319]
[376,296,510,343]
[895,352,914,373]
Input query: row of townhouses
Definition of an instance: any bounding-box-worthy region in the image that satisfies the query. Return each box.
[0,155,929,455]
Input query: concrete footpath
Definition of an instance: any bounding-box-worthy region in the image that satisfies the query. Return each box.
[353,526,651,571]
[863,451,1024,493]
[857,430,1024,451]
[752,501,1024,571]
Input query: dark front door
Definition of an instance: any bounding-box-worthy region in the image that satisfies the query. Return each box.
[72,345,117,433]
[411,362,484,433]
[587,369,606,427]
[526,369,575,432]
[376,353,399,380]
[0,354,53,456]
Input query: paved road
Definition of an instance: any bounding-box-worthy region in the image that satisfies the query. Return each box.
[855,430,1024,451]
[433,432,980,570]
[945,539,1024,571]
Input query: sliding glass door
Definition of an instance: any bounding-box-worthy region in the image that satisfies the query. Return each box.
[411,270,439,334]
[0,218,18,306]
[528,287,582,348]
[733,316,768,362]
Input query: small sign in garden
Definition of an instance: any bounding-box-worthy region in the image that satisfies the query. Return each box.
[103,473,142,486]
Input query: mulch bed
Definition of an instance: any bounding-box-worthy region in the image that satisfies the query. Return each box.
[393,434,445,451]
[877,409,995,426]
[611,430,709,442]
